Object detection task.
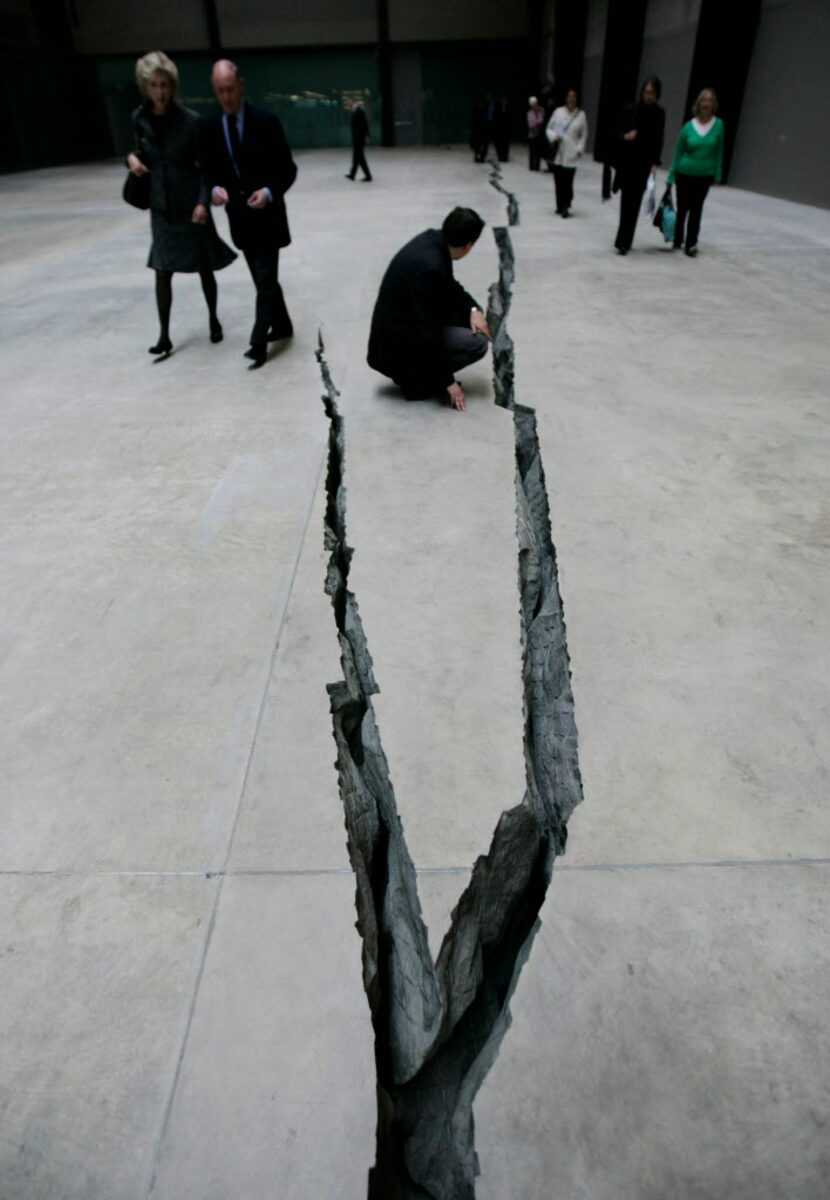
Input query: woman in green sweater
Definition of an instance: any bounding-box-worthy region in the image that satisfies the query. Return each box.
[667,88,724,256]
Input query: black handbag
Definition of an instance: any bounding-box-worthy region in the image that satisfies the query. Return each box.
[123,167,150,210]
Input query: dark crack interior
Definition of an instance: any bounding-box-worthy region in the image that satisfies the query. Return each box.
[487,161,519,227]
[486,226,516,412]
[316,178,581,1196]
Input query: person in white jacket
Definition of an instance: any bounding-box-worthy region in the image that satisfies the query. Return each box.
[545,89,588,217]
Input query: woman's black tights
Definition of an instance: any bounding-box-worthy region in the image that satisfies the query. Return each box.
[199,270,218,326]
[154,270,173,343]
[154,269,219,343]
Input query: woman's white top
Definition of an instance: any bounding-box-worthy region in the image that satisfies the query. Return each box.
[545,106,588,166]
[692,117,715,137]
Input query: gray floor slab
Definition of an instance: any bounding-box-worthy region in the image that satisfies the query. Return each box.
[1,171,328,872]
[148,874,375,1200]
[472,862,830,1200]
[225,480,350,872]
[344,378,524,878]
[504,159,830,868]
[0,874,217,1200]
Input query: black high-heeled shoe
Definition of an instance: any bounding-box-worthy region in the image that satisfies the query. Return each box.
[148,335,173,359]
[209,319,223,344]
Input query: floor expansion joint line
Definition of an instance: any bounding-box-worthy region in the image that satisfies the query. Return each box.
[143,430,329,1200]
[314,157,585,1197]
[539,856,830,873]
[1,858,827,882]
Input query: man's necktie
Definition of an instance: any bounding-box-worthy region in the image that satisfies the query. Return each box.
[226,112,242,176]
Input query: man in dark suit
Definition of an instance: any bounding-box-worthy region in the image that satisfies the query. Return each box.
[200,59,297,369]
[367,208,491,412]
[493,96,511,163]
[345,97,372,181]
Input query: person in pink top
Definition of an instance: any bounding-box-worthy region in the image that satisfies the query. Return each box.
[527,96,545,171]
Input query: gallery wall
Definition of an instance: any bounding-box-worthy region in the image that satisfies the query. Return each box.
[545,0,827,208]
[729,0,830,208]
[639,0,702,154]
[1,0,111,171]
[61,0,531,158]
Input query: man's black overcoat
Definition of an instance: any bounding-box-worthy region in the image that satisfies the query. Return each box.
[367,229,479,400]
[351,104,369,148]
[198,103,297,251]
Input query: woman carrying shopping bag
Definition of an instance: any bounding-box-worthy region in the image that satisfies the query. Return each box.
[666,88,725,256]
[613,76,665,255]
[546,88,588,217]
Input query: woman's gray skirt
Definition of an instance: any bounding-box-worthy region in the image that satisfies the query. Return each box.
[148,209,237,273]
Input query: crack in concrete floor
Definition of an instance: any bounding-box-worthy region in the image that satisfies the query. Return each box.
[314,164,584,1196]
[487,161,519,228]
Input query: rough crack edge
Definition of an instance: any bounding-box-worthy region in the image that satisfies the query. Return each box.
[486,227,515,411]
[317,214,581,1195]
[486,221,582,848]
[487,160,519,226]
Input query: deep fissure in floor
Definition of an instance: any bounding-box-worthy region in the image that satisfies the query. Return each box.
[487,161,520,227]
[316,192,581,1197]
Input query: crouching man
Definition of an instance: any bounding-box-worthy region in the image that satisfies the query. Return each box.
[367,207,491,412]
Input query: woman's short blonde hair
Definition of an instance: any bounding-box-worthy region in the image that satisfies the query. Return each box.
[135,51,179,97]
[692,87,718,116]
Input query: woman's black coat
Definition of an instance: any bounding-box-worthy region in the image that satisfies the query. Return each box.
[614,101,666,184]
[132,101,208,214]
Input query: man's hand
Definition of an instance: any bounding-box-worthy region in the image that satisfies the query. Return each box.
[127,153,148,176]
[211,186,229,206]
[247,188,270,209]
[191,204,208,224]
[470,308,491,340]
[447,382,465,412]
[624,129,638,141]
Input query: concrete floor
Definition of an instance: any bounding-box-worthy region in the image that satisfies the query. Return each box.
[0,148,827,1199]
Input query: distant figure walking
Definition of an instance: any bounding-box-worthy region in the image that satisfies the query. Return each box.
[345,97,372,181]
[470,95,492,163]
[540,87,556,170]
[127,50,236,360]
[493,97,512,162]
[367,207,491,412]
[527,96,545,170]
[667,88,724,256]
[613,75,666,255]
[546,88,588,216]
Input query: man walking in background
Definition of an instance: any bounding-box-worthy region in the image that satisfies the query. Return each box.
[200,59,297,369]
[345,96,372,182]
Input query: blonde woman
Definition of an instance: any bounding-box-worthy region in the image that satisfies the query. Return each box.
[666,87,725,256]
[545,88,588,217]
[127,51,236,358]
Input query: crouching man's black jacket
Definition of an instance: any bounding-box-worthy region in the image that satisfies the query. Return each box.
[368,229,479,400]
